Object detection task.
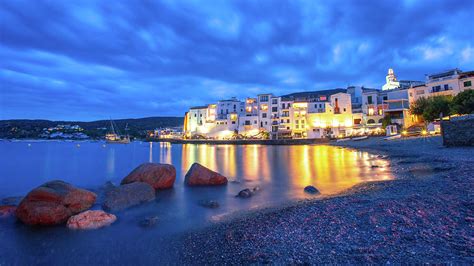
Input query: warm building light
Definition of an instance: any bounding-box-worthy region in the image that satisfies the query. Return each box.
[293,102,308,108]
[422,129,427,135]
[368,107,374,116]
[344,119,353,127]
[246,107,252,112]
[230,114,238,121]
[402,130,407,136]
[260,104,268,111]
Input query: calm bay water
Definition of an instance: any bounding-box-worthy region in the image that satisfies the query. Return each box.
[0,140,392,264]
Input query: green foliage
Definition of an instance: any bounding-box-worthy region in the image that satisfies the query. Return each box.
[450,89,474,115]
[410,97,430,116]
[422,96,452,122]
[381,114,391,128]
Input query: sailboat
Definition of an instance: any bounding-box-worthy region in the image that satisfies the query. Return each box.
[105,119,130,144]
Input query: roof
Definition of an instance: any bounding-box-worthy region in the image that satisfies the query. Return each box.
[460,70,474,78]
[189,106,208,110]
[280,88,346,100]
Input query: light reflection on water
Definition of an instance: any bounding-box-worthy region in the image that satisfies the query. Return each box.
[0,140,393,264]
[1,141,394,227]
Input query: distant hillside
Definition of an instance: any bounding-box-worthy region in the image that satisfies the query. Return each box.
[0,116,183,139]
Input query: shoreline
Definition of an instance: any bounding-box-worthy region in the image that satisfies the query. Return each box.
[174,136,473,264]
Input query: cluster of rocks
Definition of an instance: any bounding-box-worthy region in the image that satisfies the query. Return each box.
[0,162,231,230]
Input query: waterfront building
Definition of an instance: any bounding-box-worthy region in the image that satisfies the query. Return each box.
[183,68,473,139]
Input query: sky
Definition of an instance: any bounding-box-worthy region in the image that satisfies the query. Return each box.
[1,0,473,121]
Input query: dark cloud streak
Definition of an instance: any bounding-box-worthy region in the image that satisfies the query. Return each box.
[1,0,473,120]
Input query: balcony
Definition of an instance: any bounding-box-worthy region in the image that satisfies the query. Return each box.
[385,99,410,111]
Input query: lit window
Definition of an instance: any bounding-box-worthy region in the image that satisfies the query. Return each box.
[368,108,374,116]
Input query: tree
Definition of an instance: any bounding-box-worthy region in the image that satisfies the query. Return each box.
[422,96,452,122]
[381,114,392,129]
[410,97,430,116]
[451,89,474,115]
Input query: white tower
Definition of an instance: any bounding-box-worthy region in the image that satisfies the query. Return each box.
[382,68,400,91]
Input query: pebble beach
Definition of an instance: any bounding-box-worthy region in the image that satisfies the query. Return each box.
[176,136,473,264]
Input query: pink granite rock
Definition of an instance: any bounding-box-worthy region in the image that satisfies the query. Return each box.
[67,210,116,230]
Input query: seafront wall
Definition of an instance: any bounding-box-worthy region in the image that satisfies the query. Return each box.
[155,138,330,145]
[441,114,474,147]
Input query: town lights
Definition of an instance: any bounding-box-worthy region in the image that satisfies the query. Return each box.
[402,130,407,136]
[422,129,427,136]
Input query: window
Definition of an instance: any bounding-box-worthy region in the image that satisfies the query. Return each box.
[354,118,361,125]
[383,96,388,101]
[200,114,202,117]
[432,85,441,92]
[343,108,346,112]
[194,114,197,117]
[444,84,449,90]
[245,120,251,125]
[368,107,374,116]
[254,120,257,124]
[287,119,290,123]
[464,81,472,87]
[280,119,284,123]
[378,109,383,115]
[295,120,299,124]
[367,96,373,104]
[232,121,235,124]
[272,107,278,112]
[262,113,267,118]
[265,122,267,125]
[260,95,269,102]
[272,99,278,104]
[314,104,317,108]
[296,125,299,129]
[367,119,375,124]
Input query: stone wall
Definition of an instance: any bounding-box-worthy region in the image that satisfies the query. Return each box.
[441,114,474,147]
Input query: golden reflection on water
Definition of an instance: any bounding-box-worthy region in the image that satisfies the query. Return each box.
[181,144,393,195]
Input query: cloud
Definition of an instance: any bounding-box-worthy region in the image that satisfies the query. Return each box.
[0,0,473,120]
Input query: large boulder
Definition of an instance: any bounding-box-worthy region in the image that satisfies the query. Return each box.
[15,180,97,225]
[184,163,228,186]
[121,163,176,190]
[67,210,116,230]
[102,182,155,211]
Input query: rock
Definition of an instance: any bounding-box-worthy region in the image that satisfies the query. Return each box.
[0,205,16,218]
[198,200,219,208]
[15,180,97,225]
[1,196,23,206]
[121,163,176,190]
[102,182,155,211]
[237,189,252,198]
[236,187,261,199]
[184,163,228,186]
[139,215,159,228]
[304,185,320,195]
[67,210,116,230]
[103,181,116,191]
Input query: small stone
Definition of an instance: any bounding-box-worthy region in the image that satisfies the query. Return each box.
[237,189,252,198]
[198,200,219,208]
[67,210,116,230]
[139,216,158,227]
[0,205,16,218]
[304,185,320,195]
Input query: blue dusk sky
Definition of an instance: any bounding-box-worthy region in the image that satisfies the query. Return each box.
[1,0,473,121]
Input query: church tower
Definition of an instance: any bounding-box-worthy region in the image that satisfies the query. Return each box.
[382,68,400,91]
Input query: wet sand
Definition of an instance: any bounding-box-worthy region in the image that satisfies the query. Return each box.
[176,136,473,264]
